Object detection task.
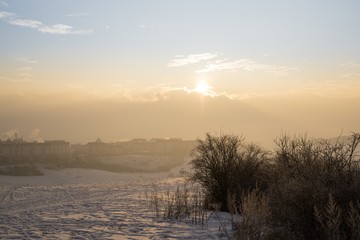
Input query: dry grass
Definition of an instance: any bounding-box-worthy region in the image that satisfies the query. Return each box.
[314,194,343,240]
[229,188,272,240]
[145,182,208,227]
[315,195,360,240]
[346,201,360,239]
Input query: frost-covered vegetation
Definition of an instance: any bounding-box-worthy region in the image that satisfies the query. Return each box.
[187,132,360,239]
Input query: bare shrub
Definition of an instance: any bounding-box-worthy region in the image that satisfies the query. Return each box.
[188,133,269,211]
[270,132,360,239]
[147,132,360,239]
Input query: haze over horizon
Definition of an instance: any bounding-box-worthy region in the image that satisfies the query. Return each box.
[1,1,360,147]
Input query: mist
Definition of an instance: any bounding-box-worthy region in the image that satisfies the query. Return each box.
[1,91,359,147]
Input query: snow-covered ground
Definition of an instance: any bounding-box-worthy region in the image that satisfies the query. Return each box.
[0,169,232,239]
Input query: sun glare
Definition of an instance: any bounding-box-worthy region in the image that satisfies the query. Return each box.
[195,81,211,95]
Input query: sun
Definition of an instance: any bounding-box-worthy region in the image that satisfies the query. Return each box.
[195,80,211,95]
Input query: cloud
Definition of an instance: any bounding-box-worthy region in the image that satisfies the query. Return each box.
[10,78,35,83]
[65,11,92,17]
[138,24,167,29]
[16,64,34,79]
[18,67,32,71]
[8,18,42,28]
[16,57,38,64]
[167,53,297,76]
[0,11,93,35]
[0,10,13,18]
[340,62,360,79]
[341,62,360,68]
[167,53,218,67]
[341,73,360,78]
[196,59,297,76]
[17,72,34,78]
[38,24,93,35]
[0,76,34,82]
[0,2,8,8]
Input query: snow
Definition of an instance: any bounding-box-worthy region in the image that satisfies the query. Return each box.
[0,169,233,239]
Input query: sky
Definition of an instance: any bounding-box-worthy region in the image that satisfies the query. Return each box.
[1,1,360,146]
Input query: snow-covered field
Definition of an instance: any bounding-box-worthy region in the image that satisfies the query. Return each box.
[0,169,232,239]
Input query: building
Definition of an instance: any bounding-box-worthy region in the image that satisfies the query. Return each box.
[0,138,70,164]
[0,136,196,165]
[71,138,197,158]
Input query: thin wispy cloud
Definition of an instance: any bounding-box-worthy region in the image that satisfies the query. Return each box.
[65,11,92,17]
[39,24,93,35]
[0,1,8,8]
[167,53,217,67]
[340,62,360,79]
[167,53,297,76]
[341,73,360,78]
[17,65,35,80]
[196,59,297,76]
[10,78,34,83]
[138,24,167,29]
[341,62,360,68]
[0,10,13,18]
[9,18,42,28]
[18,67,32,71]
[0,76,34,83]
[16,57,38,64]
[17,72,34,78]
[0,11,93,35]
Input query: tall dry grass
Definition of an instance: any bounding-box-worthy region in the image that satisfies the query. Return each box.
[145,182,208,227]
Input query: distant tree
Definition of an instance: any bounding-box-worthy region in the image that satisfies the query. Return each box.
[188,133,268,211]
